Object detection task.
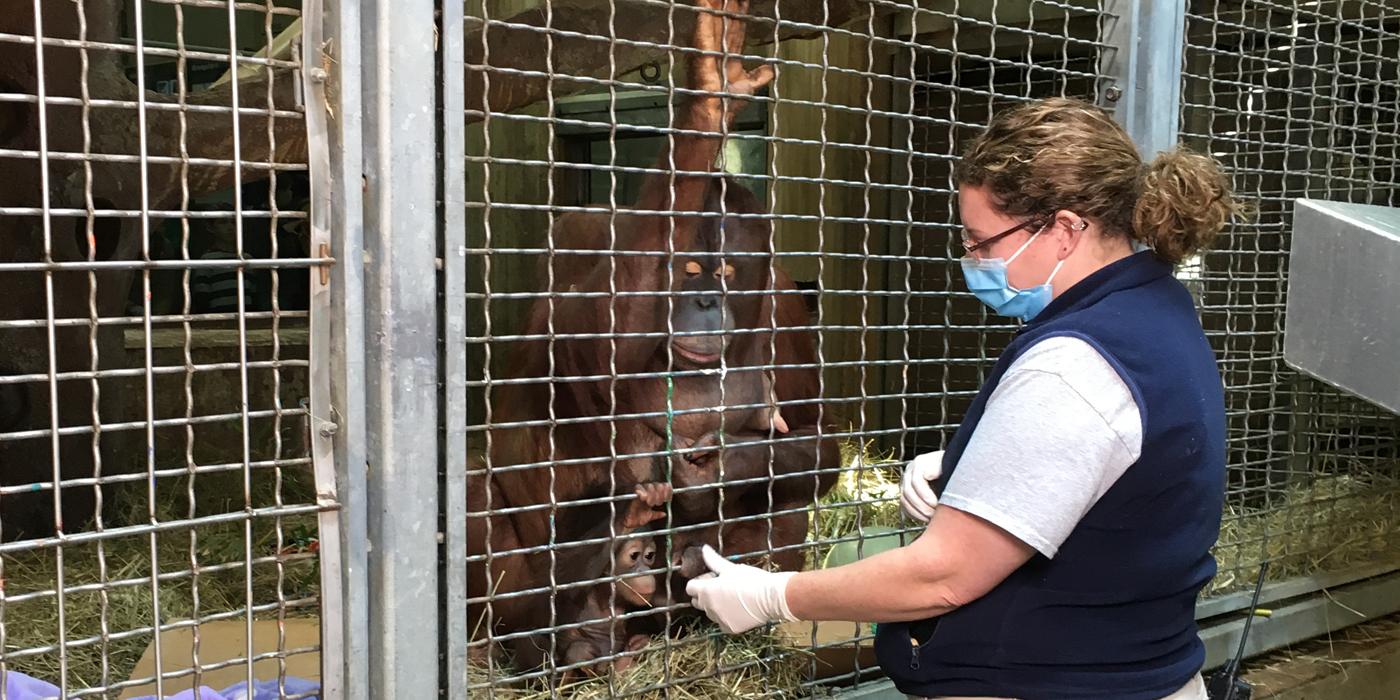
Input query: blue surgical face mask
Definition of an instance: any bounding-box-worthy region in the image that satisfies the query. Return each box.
[959,227,1065,321]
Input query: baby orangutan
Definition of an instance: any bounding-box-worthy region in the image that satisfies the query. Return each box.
[536,483,673,679]
[556,482,672,677]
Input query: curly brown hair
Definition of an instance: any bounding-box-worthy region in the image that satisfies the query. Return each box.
[953,97,1248,264]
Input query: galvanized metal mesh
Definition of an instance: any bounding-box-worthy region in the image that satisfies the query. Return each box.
[457,1,1115,695]
[1180,0,1400,597]
[903,9,1112,461]
[9,1,1400,697]
[0,1,321,697]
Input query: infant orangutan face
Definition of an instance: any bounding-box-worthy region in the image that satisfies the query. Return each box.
[614,537,658,607]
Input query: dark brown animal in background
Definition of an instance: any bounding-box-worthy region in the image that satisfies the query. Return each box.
[466,0,841,664]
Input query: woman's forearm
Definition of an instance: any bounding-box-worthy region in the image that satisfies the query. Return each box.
[783,506,1035,624]
[784,536,960,623]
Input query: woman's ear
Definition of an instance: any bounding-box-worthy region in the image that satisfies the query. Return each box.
[1052,210,1088,259]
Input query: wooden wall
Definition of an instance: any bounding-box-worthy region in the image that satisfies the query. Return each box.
[768,24,897,439]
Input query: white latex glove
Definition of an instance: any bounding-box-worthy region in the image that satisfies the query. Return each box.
[899,449,945,523]
[685,545,798,634]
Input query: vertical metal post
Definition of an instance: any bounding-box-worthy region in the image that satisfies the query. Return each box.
[1099,0,1188,157]
[441,0,469,696]
[361,0,440,696]
[308,0,368,698]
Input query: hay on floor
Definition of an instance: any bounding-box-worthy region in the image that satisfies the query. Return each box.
[466,624,816,700]
[805,439,913,570]
[1208,467,1400,596]
[0,474,320,690]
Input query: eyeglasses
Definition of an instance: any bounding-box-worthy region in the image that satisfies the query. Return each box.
[961,215,1051,255]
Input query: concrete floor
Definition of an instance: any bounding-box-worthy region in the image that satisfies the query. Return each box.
[1245,614,1400,699]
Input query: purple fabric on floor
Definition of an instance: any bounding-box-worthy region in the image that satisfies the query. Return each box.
[1,670,320,700]
[3,671,62,699]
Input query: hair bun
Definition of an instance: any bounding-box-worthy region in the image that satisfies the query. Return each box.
[1133,147,1248,264]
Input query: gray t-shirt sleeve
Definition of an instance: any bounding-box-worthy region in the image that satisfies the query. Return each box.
[939,336,1144,559]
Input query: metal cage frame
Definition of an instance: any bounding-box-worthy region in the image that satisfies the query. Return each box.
[1,1,1397,698]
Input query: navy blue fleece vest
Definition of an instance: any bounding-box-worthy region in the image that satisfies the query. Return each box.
[874,252,1226,699]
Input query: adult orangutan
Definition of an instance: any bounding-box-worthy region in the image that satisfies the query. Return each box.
[466,0,840,668]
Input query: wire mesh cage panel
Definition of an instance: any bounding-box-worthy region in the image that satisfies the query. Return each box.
[456,1,1114,696]
[902,5,1112,460]
[0,1,323,697]
[1180,0,1400,597]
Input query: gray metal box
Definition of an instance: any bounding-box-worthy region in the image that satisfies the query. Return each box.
[1283,199,1400,415]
